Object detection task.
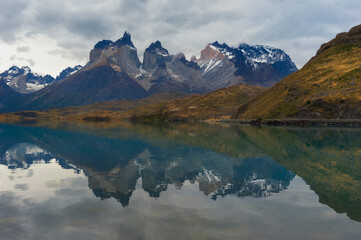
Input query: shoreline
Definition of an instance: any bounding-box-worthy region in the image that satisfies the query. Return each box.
[3,113,361,127]
[220,119,361,127]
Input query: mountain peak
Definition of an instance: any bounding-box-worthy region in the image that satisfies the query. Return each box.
[0,65,55,94]
[56,65,83,81]
[115,31,135,48]
[211,41,231,49]
[94,40,114,49]
[94,32,135,50]
[145,40,169,56]
[123,31,131,38]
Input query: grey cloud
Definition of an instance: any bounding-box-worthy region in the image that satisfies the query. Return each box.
[0,0,29,42]
[8,55,35,66]
[26,58,35,66]
[1,0,361,69]
[14,183,29,191]
[16,46,31,53]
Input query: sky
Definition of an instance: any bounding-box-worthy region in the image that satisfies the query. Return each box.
[0,0,360,77]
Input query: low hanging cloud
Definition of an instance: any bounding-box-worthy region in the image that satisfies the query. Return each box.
[0,0,360,74]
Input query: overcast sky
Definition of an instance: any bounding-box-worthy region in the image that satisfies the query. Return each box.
[0,0,360,76]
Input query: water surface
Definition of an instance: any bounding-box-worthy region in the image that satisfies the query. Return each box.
[0,122,360,240]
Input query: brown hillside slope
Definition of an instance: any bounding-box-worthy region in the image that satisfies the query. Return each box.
[235,24,361,119]
[129,84,265,121]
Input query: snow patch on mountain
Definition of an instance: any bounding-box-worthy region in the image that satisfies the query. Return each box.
[210,44,235,60]
[242,45,285,63]
[197,167,221,183]
[201,59,223,74]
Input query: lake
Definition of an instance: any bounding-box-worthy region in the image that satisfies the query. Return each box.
[0,121,360,240]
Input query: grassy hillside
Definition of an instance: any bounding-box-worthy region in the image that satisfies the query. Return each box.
[235,24,361,119]
[129,84,265,121]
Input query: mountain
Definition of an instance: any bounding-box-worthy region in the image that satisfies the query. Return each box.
[194,42,298,89]
[87,32,142,77]
[0,32,296,113]
[139,41,210,94]
[234,24,361,119]
[0,66,55,94]
[22,65,148,111]
[85,34,209,94]
[55,65,82,81]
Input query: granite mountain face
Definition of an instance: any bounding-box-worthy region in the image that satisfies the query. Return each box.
[86,33,210,94]
[0,32,297,112]
[81,32,297,95]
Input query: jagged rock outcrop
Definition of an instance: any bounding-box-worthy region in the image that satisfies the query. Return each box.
[142,40,171,72]
[87,32,141,77]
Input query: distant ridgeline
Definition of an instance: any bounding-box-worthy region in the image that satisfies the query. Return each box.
[0,31,297,113]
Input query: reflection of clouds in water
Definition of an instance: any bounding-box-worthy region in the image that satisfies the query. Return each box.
[0,192,27,240]
[0,179,360,240]
[46,178,87,189]
[26,169,34,178]
[14,183,29,191]
[0,160,88,204]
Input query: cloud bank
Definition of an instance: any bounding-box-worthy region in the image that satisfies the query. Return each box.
[0,0,360,76]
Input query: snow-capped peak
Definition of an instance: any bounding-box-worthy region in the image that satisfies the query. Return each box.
[197,167,222,183]
[210,42,235,60]
[238,43,288,66]
[0,66,55,94]
[22,66,31,74]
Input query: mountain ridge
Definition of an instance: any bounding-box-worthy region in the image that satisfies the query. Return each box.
[0,31,297,113]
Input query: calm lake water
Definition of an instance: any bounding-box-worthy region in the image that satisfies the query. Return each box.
[0,121,360,240]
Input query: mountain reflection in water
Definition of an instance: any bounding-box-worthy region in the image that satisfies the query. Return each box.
[0,123,294,207]
[0,121,360,240]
